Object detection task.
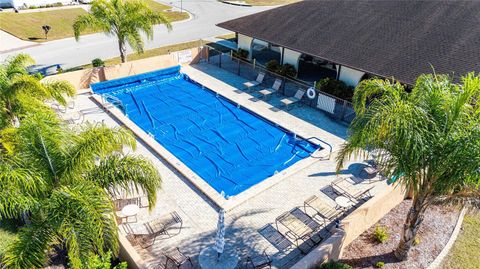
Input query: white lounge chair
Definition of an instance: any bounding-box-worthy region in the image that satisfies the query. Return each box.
[258,78,282,99]
[243,72,265,91]
[280,89,305,109]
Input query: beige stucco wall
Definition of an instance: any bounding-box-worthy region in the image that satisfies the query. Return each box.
[238,33,253,59]
[43,47,204,92]
[42,67,104,91]
[283,48,302,70]
[291,183,406,269]
[337,66,365,87]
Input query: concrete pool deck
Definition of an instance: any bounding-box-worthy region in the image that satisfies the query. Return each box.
[63,63,391,269]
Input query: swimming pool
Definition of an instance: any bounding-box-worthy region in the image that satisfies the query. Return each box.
[92,66,320,197]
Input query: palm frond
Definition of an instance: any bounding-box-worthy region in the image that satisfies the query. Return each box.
[60,124,135,181]
[87,155,162,210]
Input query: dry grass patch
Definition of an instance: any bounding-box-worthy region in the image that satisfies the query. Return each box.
[0,8,94,41]
[82,39,205,68]
[0,0,188,42]
[441,212,480,269]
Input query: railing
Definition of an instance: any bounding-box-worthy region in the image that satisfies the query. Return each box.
[202,45,355,125]
[102,94,127,114]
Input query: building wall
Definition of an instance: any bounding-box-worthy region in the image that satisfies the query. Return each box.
[283,48,302,70]
[337,66,365,87]
[237,33,253,59]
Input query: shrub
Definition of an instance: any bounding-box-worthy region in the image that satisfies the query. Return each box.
[413,237,421,246]
[278,63,297,78]
[266,59,280,72]
[92,58,105,67]
[233,48,249,59]
[315,77,354,101]
[373,225,389,244]
[376,261,385,268]
[317,261,353,269]
[86,251,127,269]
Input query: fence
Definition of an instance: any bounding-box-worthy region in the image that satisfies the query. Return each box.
[202,45,356,124]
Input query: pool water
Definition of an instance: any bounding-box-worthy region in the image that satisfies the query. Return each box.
[92,66,320,196]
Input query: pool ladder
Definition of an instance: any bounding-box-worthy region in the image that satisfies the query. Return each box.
[293,136,333,160]
[102,94,127,114]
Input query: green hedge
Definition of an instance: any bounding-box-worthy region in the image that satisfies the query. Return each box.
[315,77,354,101]
[317,261,353,269]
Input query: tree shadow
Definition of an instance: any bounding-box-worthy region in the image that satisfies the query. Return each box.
[340,251,401,268]
[140,208,319,269]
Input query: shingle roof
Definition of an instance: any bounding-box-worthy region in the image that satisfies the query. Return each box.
[217,0,480,85]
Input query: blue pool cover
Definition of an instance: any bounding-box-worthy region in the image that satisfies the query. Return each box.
[92,66,320,196]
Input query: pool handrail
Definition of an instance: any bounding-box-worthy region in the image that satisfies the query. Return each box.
[102,93,127,114]
[304,137,333,160]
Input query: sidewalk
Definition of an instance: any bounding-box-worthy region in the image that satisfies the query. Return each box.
[0,30,38,53]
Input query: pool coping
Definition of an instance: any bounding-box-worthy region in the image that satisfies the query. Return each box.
[90,75,327,211]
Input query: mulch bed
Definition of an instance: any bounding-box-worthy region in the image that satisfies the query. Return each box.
[340,200,460,269]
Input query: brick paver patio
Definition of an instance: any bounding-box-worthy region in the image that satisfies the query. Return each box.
[64,63,386,269]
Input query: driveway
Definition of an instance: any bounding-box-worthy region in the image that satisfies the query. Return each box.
[0,0,272,69]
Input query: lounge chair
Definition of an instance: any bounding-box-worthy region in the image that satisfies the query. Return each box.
[258,224,293,252]
[51,98,75,113]
[145,211,183,237]
[113,196,148,211]
[275,208,323,247]
[243,72,265,91]
[62,111,84,124]
[246,250,272,269]
[123,211,183,249]
[303,195,342,225]
[280,89,306,109]
[164,247,193,269]
[331,177,374,203]
[258,78,282,99]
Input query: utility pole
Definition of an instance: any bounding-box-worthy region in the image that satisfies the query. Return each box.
[180,0,183,13]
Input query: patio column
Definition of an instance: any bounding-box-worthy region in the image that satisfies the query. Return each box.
[337,66,366,87]
[237,33,254,60]
[282,48,302,70]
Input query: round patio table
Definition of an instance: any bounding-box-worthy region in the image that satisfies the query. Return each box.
[118,204,140,223]
[198,246,238,269]
[335,196,354,210]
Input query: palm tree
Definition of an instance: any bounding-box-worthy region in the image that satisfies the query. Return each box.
[73,0,172,63]
[0,111,162,268]
[336,73,480,260]
[0,54,75,129]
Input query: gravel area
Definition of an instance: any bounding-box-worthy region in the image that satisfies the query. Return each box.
[340,200,460,269]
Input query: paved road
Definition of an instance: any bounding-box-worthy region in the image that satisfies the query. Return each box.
[0,0,271,70]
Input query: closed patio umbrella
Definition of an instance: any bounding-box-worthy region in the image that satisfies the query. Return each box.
[213,208,225,261]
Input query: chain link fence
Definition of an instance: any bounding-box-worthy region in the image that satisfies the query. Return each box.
[203,45,355,124]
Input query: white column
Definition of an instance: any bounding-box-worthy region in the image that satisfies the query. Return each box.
[338,66,365,87]
[282,48,302,70]
[237,34,254,60]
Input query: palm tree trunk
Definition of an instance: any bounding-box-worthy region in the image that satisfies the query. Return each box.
[394,191,430,260]
[118,40,127,63]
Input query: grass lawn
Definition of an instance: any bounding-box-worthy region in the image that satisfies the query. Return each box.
[81,39,205,68]
[0,8,95,41]
[216,33,236,40]
[441,212,480,269]
[0,219,18,258]
[244,0,300,6]
[0,0,188,42]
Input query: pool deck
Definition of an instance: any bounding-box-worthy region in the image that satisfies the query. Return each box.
[65,63,387,269]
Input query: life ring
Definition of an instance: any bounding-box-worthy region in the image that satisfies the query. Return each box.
[306,87,316,99]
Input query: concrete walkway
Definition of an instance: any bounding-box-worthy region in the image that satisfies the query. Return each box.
[0,30,37,53]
